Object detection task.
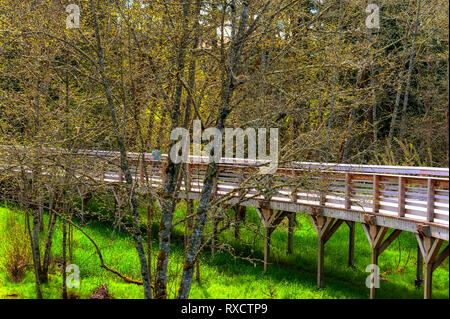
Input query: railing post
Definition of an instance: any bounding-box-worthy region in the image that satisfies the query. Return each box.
[426,179,435,222]
[290,169,298,203]
[319,174,326,206]
[373,175,380,213]
[398,176,405,217]
[345,173,351,210]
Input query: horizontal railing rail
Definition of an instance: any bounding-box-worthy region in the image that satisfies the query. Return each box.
[1,145,448,228]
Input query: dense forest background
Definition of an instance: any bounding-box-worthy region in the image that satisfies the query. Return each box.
[1,0,448,166]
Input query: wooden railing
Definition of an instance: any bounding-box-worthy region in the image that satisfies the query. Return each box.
[72,149,449,227]
[1,146,449,227]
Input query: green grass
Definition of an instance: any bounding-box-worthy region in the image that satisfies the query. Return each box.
[0,201,448,299]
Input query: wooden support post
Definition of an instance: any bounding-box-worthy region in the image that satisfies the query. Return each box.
[424,261,433,299]
[257,209,289,274]
[415,243,423,287]
[361,218,402,299]
[346,221,355,267]
[309,214,343,289]
[317,235,325,288]
[287,213,295,254]
[415,229,448,299]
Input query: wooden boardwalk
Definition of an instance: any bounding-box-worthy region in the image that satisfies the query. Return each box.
[1,147,449,299]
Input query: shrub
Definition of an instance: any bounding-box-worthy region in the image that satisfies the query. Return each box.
[0,212,32,282]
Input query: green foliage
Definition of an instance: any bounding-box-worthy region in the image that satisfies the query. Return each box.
[2,203,444,299]
[0,208,31,283]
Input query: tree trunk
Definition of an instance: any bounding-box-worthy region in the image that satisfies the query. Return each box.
[31,208,43,299]
[154,0,200,299]
[89,0,152,299]
[62,218,68,299]
[399,0,422,139]
[41,210,57,283]
[177,1,265,299]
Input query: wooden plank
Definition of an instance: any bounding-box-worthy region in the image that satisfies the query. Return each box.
[323,219,344,243]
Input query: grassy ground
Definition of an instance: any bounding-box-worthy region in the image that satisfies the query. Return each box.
[0,201,448,299]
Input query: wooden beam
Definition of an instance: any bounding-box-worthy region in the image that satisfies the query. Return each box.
[431,245,449,272]
[378,229,402,255]
[261,208,272,227]
[416,224,431,238]
[415,243,423,287]
[373,226,388,248]
[268,210,288,228]
[323,219,344,244]
[346,221,355,267]
[415,235,444,299]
